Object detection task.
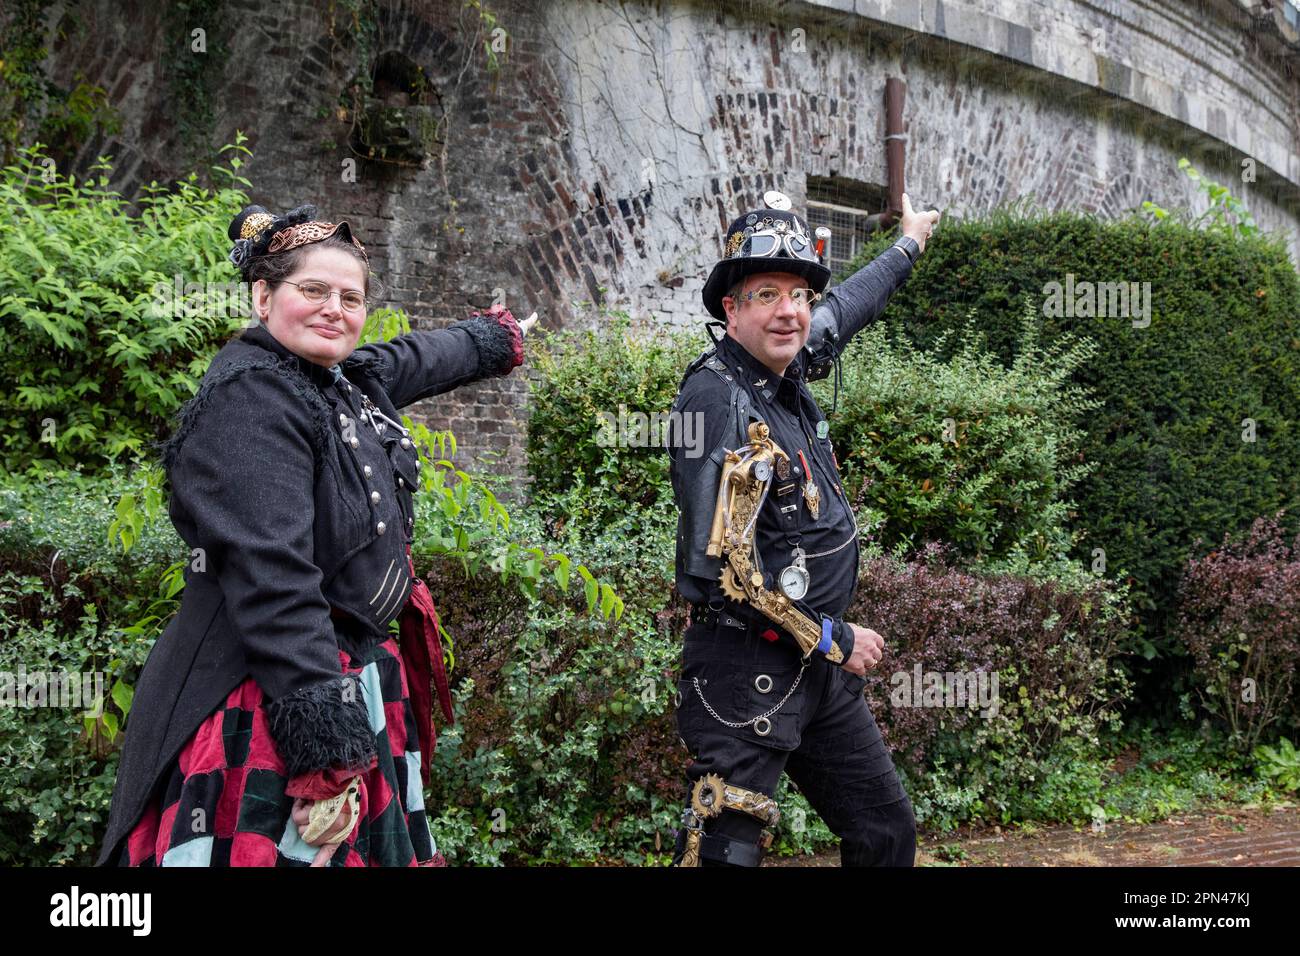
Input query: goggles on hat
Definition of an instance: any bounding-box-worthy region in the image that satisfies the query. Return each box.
[729,225,819,263]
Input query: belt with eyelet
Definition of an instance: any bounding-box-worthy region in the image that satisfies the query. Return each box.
[689,604,747,632]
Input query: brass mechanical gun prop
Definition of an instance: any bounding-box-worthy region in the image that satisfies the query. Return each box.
[706,422,844,664]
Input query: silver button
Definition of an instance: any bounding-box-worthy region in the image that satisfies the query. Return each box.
[338,413,348,425]
[376,521,386,535]
[370,490,380,504]
[414,458,422,470]
[753,717,772,737]
[397,477,404,488]
[363,465,372,478]
[400,438,411,448]
[754,674,773,694]
[349,437,359,449]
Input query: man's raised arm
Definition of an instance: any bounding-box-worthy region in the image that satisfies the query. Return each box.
[804,193,941,381]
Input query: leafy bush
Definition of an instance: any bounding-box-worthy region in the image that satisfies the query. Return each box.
[1253,737,1300,792]
[419,471,683,865]
[820,303,1099,565]
[0,138,254,475]
[0,465,178,865]
[851,543,1133,830]
[525,312,706,531]
[846,204,1300,667]
[1174,513,1300,751]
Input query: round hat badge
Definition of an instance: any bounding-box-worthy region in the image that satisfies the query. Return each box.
[763,190,792,211]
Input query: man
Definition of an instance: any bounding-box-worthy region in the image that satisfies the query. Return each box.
[667,189,939,866]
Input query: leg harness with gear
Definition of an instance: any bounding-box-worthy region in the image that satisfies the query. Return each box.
[675,773,781,867]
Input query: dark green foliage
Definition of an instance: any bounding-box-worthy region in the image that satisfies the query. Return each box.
[817,305,1099,565]
[525,313,707,532]
[845,208,1300,661]
[0,466,181,864]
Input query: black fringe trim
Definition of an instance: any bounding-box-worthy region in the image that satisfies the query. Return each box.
[461,314,518,377]
[265,677,377,777]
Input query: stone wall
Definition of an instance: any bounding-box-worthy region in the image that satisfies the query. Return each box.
[32,0,1300,481]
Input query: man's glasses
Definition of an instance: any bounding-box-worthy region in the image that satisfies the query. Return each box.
[283,279,367,313]
[738,287,822,308]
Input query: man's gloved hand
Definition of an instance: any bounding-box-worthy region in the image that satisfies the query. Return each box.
[842,623,886,676]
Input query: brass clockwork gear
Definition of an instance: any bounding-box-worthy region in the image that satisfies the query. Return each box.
[719,564,747,601]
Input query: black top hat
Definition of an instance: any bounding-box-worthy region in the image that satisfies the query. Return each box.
[701,191,831,321]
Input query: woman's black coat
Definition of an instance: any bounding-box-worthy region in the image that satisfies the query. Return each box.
[96,316,519,865]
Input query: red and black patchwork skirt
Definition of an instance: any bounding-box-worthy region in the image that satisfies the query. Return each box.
[116,637,446,867]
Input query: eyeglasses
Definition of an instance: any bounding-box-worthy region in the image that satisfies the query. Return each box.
[282,279,367,313]
[738,287,822,308]
[734,227,819,263]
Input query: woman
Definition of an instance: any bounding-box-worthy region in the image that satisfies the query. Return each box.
[96,204,531,866]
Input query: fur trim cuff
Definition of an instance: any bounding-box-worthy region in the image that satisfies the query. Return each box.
[463,305,524,376]
[266,677,377,777]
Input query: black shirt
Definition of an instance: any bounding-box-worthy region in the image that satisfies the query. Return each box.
[669,243,915,661]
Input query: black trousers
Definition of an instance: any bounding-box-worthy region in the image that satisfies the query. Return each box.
[674,618,916,866]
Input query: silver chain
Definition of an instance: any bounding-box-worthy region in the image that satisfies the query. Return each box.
[802,527,858,560]
[692,662,808,729]
[336,372,410,440]
[800,488,861,560]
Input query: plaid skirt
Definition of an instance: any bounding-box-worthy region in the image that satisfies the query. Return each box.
[116,636,446,867]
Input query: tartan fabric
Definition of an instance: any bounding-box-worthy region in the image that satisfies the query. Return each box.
[116,636,446,867]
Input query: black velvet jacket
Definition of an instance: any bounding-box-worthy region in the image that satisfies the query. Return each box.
[96,314,520,865]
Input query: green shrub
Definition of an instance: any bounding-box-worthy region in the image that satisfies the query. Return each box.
[846,205,1300,667]
[0,464,179,865]
[819,302,1099,565]
[0,138,254,476]
[420,485,682,865]
[525,312,706,532]
[1254,737,1300,792]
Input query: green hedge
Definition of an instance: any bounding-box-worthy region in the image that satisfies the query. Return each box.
[846,208,1300,662]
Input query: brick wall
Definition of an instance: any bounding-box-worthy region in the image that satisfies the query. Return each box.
[33,0,1300,484]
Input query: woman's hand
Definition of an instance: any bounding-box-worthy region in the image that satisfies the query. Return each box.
[291,795,355,867]
[519,311,538,336]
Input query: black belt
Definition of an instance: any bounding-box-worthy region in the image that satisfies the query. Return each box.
[689,604,748,632]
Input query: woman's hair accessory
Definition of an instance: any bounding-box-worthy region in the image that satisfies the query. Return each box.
[240,212,275,239]
[227,203,368,276]
[266,220,368,261]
